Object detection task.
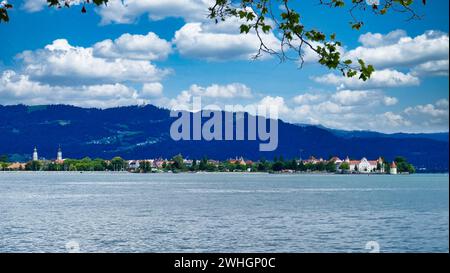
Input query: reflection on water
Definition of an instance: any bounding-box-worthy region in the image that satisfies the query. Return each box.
[0,172,448,253]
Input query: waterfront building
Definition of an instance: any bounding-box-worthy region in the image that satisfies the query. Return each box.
[304,156,319,164]
[345,157,384,173]
[183,159,194,167]
[128,160,140,170]
[7,162,26,170]
[329,157,343,168]
[390,162,398,175]
[229,157,246,165]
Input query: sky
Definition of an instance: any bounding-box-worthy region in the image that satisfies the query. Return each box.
[0,0,448,133]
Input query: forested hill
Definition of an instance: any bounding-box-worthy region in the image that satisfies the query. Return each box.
[0,104,448,172]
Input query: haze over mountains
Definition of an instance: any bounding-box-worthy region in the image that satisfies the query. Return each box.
[0,104,448,171]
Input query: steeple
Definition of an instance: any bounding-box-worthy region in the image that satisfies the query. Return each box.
[57,145,63,161]
[32,146,38,161]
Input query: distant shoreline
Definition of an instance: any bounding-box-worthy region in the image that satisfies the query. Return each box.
[1,171,447,175]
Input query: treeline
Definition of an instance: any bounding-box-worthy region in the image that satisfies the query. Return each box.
[390,156,416,173]
[23,157,127,171]
[139,155,337,173]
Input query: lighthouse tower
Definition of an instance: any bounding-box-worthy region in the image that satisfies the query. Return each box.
[32,147,38,161]
[57,146,63,161]
[390,162,398,175]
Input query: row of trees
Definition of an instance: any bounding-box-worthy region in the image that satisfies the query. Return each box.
[0,154,9,171]
[392,157,416,174]
[23,157,127,171]
[138,155,337,173]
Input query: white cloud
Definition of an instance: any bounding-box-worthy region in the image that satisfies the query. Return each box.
[173,21,280,61]
[403,99,449,131]
[358,29,407,48]
[345,30,449,70]
[243,90,413,132]
[188,83,253,98]
[17,39,170,85]
[436,99,449,109]
[404,99,449,118]
[332,90,398,106]
[293,93,324,104]
[258,96,291,115]
[155,83,254,110]
[158,87,406,132]
[383,96,399,106]
[411,60,449,77]
[141,83,164,98]
[93,32,172,61]
[23,0,84,12]
[22,0,47,12]
[96,0,213,25]
[0,70,146,108]
[313,69,420,90]
[373,112,412,128]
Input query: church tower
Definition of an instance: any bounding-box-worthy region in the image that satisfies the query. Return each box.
[32,147,38,161]
[57,146,63,161]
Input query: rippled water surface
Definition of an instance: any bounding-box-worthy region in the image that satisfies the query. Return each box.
[0,172,448,253]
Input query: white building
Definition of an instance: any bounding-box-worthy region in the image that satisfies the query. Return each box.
[128,160,140,170]
[329,157,343,168]
[32,147,38,161]
[345,157,384,173]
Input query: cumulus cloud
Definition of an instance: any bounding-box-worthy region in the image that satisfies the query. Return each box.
[226,89,435,133]
[141,83,164,98]
[96,0,213,25]
[22,0,48,12]
[411,60,449,77]
[311,30,448,91]
[17,39,170,85]
[402,99,449,131]
[188,83,253,98]
[332,90,398,106]
[155,83,254,110]
[372,112,412,129]
[313,69,420,90]
[357,29,408,48]
[345,30,449,70]
[1,33,172,108]
[173,20,280,61]
[405,99,449,118]
[160,88,407,132]
[23,0,84,12]
[93,32,172,61]
[0,70,146,108]
[293,93,324,104]
[257,96,291,116]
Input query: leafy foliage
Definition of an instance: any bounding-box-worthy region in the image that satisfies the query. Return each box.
[394,156,416,173]
[209,0,426,80]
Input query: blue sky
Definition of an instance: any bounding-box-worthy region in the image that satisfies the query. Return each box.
[0,0,448,133]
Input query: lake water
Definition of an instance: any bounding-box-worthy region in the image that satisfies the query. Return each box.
[0,172,448,253]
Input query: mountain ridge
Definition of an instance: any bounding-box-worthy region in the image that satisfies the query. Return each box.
[0,104,448,171]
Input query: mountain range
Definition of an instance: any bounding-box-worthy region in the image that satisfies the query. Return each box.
[0,104,448,172]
